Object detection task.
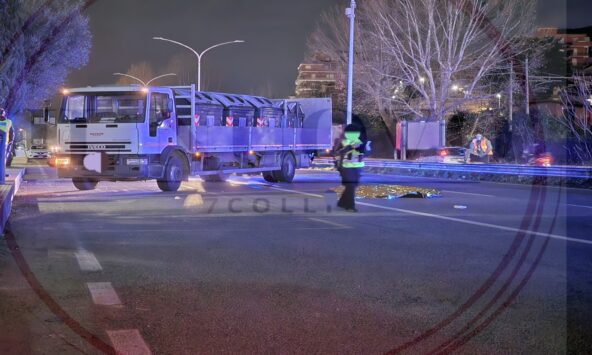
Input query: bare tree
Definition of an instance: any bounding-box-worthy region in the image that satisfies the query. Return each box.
[307,5,401,134]
[0,0,91,116]
[558,75,592,163]
[308,0,537,131]
[368,0,536,120]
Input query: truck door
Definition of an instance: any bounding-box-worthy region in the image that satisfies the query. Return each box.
[141,90,177,154]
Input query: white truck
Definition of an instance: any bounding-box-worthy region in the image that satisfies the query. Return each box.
[54,85,332,191]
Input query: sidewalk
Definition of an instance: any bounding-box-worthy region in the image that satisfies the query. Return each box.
[0,168,26,234]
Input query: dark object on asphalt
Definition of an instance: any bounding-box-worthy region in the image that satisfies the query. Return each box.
[332,185,441,199]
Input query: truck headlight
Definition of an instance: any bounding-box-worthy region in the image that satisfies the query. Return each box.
[56,158,70,166]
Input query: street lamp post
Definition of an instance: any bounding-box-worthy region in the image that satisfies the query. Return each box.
[113,73,177,86]
[496,93,502,110]
[153,37,245,91]
[345,0,356,125]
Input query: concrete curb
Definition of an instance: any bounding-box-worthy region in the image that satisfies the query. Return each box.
[0,168,26,233]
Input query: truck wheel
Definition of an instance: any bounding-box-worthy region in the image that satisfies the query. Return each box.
[72,178,98,191]
[201,173,229,183]
[273,153,296,183]
[262,171,278,183]
[157,154,184,192]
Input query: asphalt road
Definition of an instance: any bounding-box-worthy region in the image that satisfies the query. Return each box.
[0,162,591,354]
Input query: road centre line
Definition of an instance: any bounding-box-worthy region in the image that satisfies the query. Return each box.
[72,227,347,233]
[308,218,351,229]
[261,182,592,246]
[74,250,102,272]
[86,282,122,306]
[107,329,152,355]
[568,204,592,210]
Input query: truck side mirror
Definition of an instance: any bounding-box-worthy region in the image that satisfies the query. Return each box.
[168,98,174,115]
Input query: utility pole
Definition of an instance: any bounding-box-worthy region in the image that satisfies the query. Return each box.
[345,0,356,125]
[525,58,530,116]
[509,64,513,132]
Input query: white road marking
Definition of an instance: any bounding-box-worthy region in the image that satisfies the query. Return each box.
[107,329,152,355]
[568,204,592,210]
[308,218,351,229]
[181,181,206,192]
[74,250,102,272]
[87,282,122,306]
[183,194,204,208]
[261,183,592,246]
[73,227,346,233]
[442,190,495,198]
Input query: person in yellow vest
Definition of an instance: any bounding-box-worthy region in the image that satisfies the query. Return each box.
[0,108,14,167]
[468,133,493,163]
[336,124,365,212]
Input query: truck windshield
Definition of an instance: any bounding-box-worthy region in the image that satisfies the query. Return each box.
[59,92,146,124]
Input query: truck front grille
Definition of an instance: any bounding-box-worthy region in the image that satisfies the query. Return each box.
[65,141,132,153]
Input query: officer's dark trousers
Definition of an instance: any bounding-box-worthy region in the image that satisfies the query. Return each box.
[338,167,361,210]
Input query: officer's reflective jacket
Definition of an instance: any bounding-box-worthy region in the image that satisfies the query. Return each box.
[0,119,13,146]
[338,132,365,169]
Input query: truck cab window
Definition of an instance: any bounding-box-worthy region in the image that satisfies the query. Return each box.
[150,93,169,137]
[61,95,86,122]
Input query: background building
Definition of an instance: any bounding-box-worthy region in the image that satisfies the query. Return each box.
[537,27,592,70]
[295,63,338,98]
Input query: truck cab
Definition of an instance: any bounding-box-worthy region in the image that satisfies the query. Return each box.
[55,86,179,190]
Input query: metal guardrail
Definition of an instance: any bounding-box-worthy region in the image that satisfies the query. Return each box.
[313,158,592,179]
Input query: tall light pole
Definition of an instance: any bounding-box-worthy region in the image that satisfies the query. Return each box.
[345,0,356,125]
[113,73,177,86]
[153,37,245,91]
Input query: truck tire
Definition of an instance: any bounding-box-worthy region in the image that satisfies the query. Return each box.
[201,173,229,183]
[262,171,278,183]
[72,178,98,191]
[273,153,296,183]
[157,154,184,192]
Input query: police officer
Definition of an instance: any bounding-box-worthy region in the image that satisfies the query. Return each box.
[336,124,365,212]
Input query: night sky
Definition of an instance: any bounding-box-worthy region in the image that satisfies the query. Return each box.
[66,0,592,98]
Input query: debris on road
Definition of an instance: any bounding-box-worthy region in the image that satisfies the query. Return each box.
[332,184,441,199]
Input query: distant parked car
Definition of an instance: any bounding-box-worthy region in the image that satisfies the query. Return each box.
[416,147,466,164]
[523,143,554,167]
[26,144,50,160]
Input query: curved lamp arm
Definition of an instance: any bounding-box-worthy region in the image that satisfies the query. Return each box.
[113,73,146,86]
